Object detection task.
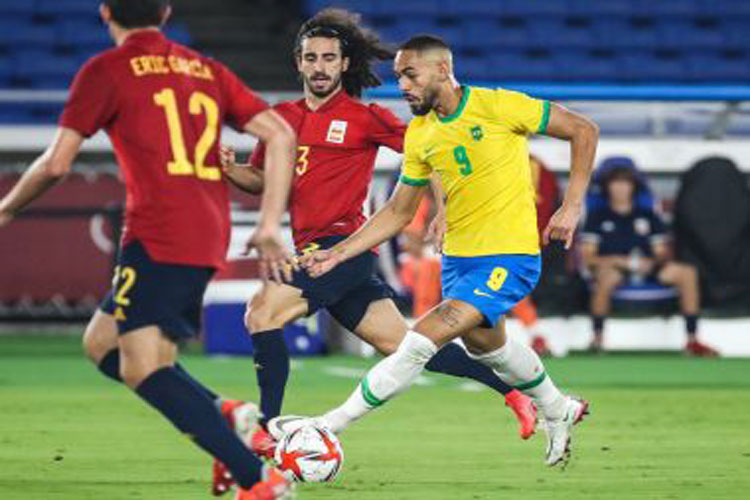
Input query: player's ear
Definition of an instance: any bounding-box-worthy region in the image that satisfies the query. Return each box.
[341,56,350,73]
[160,5,172,26]
[99,4,111,24]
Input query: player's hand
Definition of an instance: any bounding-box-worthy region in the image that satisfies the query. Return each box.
[300,249,346,278]
[245,224,297,283]
[425,211,446,253]
[543,202,583,249]
[219,145,237,173]
[0,210,12,228]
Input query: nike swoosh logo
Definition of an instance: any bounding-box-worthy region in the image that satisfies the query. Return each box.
[474,288,493,298]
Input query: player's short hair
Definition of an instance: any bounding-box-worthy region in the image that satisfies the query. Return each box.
[295,8,394,98]
[104,0,170,29]
[399,35,452,54]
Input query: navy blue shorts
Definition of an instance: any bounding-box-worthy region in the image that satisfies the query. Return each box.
[291,236,394,331]
[100,241,214,341]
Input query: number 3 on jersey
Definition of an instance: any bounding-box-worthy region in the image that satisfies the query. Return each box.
[153,88,221,181]
[296,145,310,175]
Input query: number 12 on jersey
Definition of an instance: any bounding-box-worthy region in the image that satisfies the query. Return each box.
[153,88,221,181]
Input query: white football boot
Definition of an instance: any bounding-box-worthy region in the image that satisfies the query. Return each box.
[543,397,590,467]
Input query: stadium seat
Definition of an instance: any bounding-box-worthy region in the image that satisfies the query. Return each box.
[36,0,101,19]
[567,0,633,17]
[500,0,568,17]
[686,52,750,82]
[0,22,58,49]
[443,0,503,17]
[661,20,725,49]
[632,0,698,17]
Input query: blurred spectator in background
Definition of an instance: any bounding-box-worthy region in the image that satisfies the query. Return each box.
[579,166,717,357]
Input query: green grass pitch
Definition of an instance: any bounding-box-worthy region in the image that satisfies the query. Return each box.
[1,334,749,499]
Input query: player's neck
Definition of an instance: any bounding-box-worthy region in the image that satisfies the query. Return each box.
[434,82,463,119]
[611,199,633,215]
[112,26,161,47]
[304,85,343,111]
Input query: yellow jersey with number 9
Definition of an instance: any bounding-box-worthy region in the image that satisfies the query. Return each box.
[400,86,550,257]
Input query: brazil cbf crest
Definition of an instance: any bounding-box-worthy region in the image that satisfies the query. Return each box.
[470,125,483,141]
[326,120,348,144]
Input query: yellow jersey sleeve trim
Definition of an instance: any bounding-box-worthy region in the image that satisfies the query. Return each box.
[537,100,551,134]
[400,175,430,186]
[438,85,471,123]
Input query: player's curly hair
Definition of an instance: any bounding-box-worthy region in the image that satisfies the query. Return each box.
[295,8,394,98]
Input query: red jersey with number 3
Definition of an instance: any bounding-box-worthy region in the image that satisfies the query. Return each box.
[251,90,406,251]
[60,31,268,269]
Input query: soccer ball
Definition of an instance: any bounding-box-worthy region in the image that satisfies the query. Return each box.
[274,423,344,482]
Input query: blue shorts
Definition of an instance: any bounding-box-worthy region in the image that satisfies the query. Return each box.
[101,241,214,341]
[442,254,541,328]
[290,236,394,331]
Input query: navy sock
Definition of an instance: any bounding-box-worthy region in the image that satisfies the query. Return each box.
[96,350,219,403]
[174,362,220,402]
[135,367,262,488]
[251,329,289,426]
[592,315,605,335]
[685,314,699,335]
[97,349,122,382]
[425,342,514,396]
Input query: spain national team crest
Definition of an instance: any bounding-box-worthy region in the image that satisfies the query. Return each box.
[326,120,348,144]
[470,125,483,141]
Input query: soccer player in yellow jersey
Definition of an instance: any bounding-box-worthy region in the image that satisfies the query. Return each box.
[298,35,599,467]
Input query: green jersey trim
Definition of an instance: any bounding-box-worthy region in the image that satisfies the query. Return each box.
[537,100,551,134]
[438,85,471,123]
[400,175,430,186]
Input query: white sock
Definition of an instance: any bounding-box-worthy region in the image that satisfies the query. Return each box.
[321,330,438,433]
[470,338,566,420]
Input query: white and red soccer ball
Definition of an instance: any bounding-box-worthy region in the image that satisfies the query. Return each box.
[274,424,344,483]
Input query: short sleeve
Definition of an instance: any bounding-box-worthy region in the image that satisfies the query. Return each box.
[249,141,266,170]
[399,125,432,186]
[495,89,550,135]
[216,62,269,131]
[579,210,602,244]
[367,104,406,153]
[59,57,118,137]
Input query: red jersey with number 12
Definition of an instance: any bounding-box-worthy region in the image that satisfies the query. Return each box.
[60,31,268,269]
[251,90,405,251]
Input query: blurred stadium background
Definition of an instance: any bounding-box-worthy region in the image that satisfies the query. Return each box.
[2,0,750,356]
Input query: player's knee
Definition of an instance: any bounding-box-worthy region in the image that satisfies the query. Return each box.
[372,337,400,355]
[595,268,622,290]
[245,300,276,334]
[120,362,156,389]
[82,326,109,364]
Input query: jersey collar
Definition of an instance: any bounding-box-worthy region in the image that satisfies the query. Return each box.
[302,88,349,113]
[123,29,168,49]
[436,85,470,123]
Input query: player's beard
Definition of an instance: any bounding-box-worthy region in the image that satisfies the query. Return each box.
[305,72,343,99]
[408,87,438,116]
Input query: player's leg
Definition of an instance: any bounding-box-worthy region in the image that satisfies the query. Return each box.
[118,326,266,489]
[657,262,716,356]
[82,309,221,403]
[244,282,309,425]
[320,299,483,433]
[341,296,536,438]
[589,262,624,352]
[461,320,587,466]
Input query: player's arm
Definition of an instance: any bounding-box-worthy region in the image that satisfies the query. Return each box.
[303,181,428,277]
[0,128,83,227]
[425,173,446,252]
[580,241,629,271]
[542,104,599,249]
[242,109,297,281]
[219,145,264,195]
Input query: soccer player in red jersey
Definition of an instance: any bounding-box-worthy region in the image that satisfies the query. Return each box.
[221,9,537,462]
[0,1,295,498]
